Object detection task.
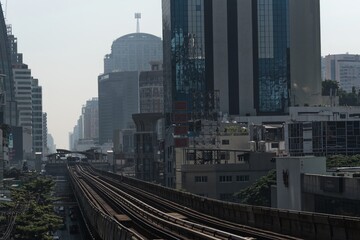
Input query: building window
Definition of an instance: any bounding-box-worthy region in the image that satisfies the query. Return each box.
[220,151,230,160]
[271,142,279,148]
[219,176,232,183]
[236,175,249,182]
[222,139,230,145]
[195,176,207,183]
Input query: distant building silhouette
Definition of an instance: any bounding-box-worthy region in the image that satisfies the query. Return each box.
[104,33,163,74]
[98,71,139,144]
[69,98,99,151]
[32,78,43,155]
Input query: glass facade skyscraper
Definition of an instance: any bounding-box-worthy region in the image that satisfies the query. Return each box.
[163,0,215,187]
[163,0,214,124]
[254,0,290,114]
[162,0,321,187]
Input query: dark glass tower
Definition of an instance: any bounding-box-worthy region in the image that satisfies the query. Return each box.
[0,4,16,125]
[253,0,290,114]
[163,0,214,126]
[163,0,215,187]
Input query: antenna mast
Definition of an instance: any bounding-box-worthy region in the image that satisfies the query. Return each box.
[135,12,141,33]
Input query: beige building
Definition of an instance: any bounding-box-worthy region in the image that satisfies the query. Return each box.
[178,150,275,201]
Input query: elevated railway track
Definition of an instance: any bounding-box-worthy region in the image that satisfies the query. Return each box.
[69,163,301,240]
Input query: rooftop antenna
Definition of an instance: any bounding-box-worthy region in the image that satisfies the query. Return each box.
[135,12,141,33]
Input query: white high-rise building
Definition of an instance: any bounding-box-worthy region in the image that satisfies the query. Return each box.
[13,66,32,129]
[324,54,360,93]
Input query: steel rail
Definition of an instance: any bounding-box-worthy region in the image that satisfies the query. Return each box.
[69,166,144,240]
[78,165,252,240]
[90,166,301,240]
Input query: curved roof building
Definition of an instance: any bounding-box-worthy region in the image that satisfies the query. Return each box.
[104,33,162,73]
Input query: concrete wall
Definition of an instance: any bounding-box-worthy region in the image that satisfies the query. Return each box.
[276,156,326,211]
[98,169,360,240]
[289,0,322,107]
[303,174,360,201]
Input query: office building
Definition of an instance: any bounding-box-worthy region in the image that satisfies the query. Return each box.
[162,0,322,187]
[82,98,99,140]
[32,79,43,155]
[0,12,17,126]
[7,25,23,65]
[69,115,84,151]
[104,33,163,73]
[69,98,99,151]
[163,0,321,117]
[98,71,139,144]
[324,54,360,93]
[8,26,32,164]
[13,65,32,129]
[139,62,164,113]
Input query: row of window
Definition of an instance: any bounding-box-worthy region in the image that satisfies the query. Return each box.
[195,175,250,183]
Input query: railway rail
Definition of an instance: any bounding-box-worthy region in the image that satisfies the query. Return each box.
[70,164,301,240]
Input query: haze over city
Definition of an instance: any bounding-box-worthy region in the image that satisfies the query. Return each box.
[3,1,360,239]
[4,0,360,148]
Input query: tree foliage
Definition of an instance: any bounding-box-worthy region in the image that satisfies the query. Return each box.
[234,155,360,207]
[327,154,360,168]
[322,79,360,106]
[4,168,22,179]
[322,79,339,96]
[10,177,62,240]
[234,170,276,207]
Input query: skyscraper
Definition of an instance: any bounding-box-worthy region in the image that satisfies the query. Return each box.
[32,78,43,154]
[163,0,322,117]
[162,0,322,187]
[98,71,139,144]
[0,8,17,126]
[139,62,164,114]
[104,33,163,74]
[82,98,99,140]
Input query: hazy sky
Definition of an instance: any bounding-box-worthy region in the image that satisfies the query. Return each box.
[4,0,360,149]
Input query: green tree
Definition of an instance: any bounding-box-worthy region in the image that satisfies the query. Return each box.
[14,201,62,240]
[234,170,276,207]
[322,79,339,96]
[4,168,22,179]
[10,177,62,240]
[338,88,359,106]
[327,154,360,168]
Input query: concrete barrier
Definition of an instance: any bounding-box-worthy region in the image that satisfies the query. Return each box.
[94,168,360,239]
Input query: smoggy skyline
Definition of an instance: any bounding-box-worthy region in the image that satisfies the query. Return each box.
[5,0,360,148]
